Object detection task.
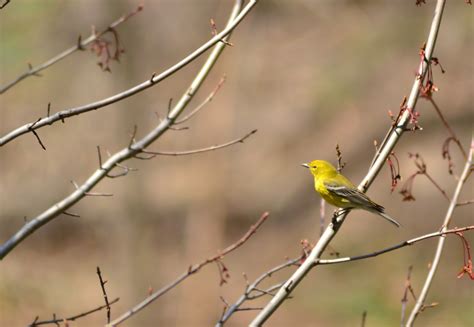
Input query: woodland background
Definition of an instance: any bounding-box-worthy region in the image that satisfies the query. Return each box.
[0,0,472,326]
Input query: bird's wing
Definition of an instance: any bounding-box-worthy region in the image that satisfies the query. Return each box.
[324,182,382,210]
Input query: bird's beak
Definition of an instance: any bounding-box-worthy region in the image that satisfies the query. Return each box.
[301,163,309,168]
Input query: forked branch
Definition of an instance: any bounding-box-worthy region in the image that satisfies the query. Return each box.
[0,0,256,260]
[29,298,120,326]
[0,5,144,94]
[0,0,259,147]
[250,1,447,324]
[405,139,473,326]
[107,212,270,327]
[219,225,473,325]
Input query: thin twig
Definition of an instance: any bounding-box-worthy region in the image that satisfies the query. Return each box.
[63,211,80,218]
[335,143,345,172]
[174,75,226,124]
[97,146,104,169]
[316,226,474,265]
[0,0,10,10]
[0,0,259,147]
[141,129,256,157]
[97,267,112,324]
[0,5,144,94]
[218,224,474,326]
[216,258,301,326]
[361,310,367,327]
[456,199,474,207]
[424,170,449,201]
[455,231,474,280]
[107,211,269,326]
[400,266,416,326]
[128,125,138,148]
[71,180,113,197]
[400,153,449,201]
[428,97,467,159]
[28,298,119,326]
[28,118,46,150]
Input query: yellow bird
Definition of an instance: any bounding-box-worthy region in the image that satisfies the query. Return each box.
[302,160,400,227]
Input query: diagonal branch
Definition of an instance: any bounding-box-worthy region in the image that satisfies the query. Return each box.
[217,258,300,326]
[250,1,447,325]
[107,212,269,327]
[97,267,112,324]
[316,225,474,265]
[0,5,144,94]
[141,129,257,157]
[218,225,474,325]
[0,0,10,10]
[428,97,467,159]
[456,199,474,207]
[0,0,255,260]
[405,139,473,326]
[29,297,120,326]
[400,266,416,326]
[0,0,259,147]
[174,75,226,124]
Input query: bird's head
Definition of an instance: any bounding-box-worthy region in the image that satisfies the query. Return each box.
[301,160,337,178]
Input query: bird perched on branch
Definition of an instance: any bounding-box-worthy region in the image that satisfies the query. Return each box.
[302,160,400,227]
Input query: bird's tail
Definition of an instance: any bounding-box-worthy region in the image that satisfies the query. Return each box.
[371,208,401,228]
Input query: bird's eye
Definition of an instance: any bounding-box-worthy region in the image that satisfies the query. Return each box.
[312,166,317,169]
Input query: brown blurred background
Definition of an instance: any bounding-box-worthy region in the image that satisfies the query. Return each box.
[1,1,472,326]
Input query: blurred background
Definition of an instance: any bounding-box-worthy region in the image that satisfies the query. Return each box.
[1,0,472,326]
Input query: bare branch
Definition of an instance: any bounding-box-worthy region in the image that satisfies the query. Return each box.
[400,266,416,326]
[97,267,112,324]
[97,146,103,169]
[400,153,449,202]
[107,211,269,326]
[128,125,138,148]
[217,257,300,326]
[174,75,226,124]
[0,5,144,94]
[315,226,474,265]
[167,98,173,118]
[210,18,234,46]
[63,211,80,218]
[142,129,257,157]
[428,97,468,156]
[0,0,254,260]
[28,118,47,150]
[455,231,474,280]
[28,298,119,326]
[335,143,345,172]
[456,199,474,207]
[250,1,447,324]
[0,0,10,10]
[387,151,402,192]
[361,310,367,327]
[219,224,474,326]
[0,0,259,147]
[406,139,473,326]
[71,180,113,197]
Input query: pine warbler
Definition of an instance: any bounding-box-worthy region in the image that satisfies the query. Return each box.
[302,160,400,227]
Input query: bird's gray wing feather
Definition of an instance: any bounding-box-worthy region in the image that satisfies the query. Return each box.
[324,181,400,227]
[324,182,382,210]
